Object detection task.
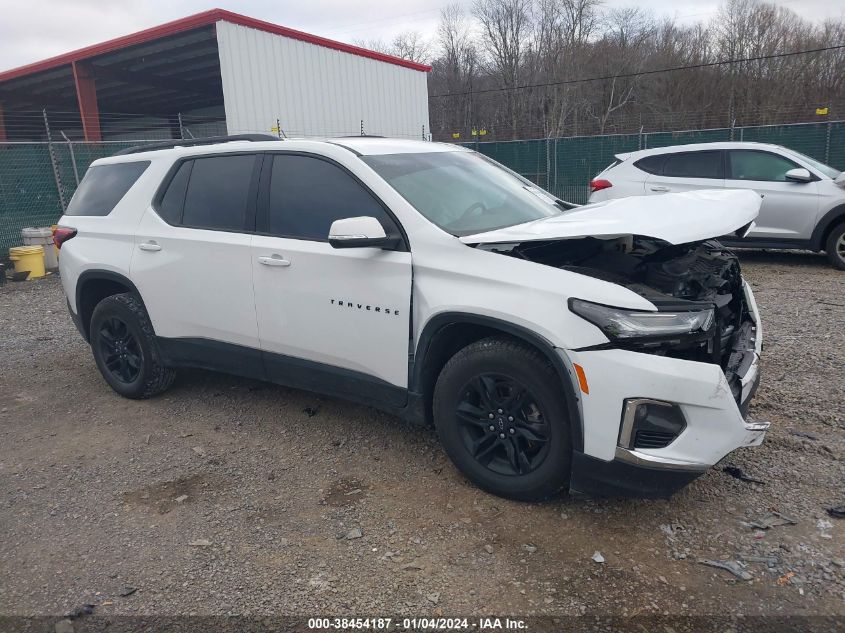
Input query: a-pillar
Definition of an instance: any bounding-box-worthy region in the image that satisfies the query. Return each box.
[72,61,102,142]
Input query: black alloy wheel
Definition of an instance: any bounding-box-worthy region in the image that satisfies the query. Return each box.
[97,316,142,384]
[89,292,175,399]
[456,373,550,476]
[433,337,572,501]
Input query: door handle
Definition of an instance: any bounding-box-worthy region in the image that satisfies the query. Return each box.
[650,186,670,192]
[138,241,161,252]
[258,255,291,267]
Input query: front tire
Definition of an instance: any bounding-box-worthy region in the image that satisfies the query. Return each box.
[433,337,572,501]
[825,222,845,270]
[89,293,175,399]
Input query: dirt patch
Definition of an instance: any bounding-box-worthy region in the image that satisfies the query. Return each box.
[123,473,214,515]
[323,477,368,507]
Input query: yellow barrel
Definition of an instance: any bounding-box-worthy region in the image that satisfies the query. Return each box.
[9,245,46,280]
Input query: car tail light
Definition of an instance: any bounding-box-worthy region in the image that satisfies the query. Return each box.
[590,178,612,192]
[53,226,77,249]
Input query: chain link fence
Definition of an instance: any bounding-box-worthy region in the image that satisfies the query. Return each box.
[0,140,158,256]
[466,120,845,204]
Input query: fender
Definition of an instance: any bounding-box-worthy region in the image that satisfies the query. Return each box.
[74,270,143,341]
[810,204,845,251]
[411,312,584,453]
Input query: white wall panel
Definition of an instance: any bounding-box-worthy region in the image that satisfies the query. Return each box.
[216,21,430,139]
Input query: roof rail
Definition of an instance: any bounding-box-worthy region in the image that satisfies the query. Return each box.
[112,134,281,156]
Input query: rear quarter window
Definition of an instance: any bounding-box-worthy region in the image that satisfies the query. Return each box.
[634,155,665,175]
[65,161,150,216]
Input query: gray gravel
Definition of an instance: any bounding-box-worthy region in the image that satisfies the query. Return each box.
[0,251,843,618]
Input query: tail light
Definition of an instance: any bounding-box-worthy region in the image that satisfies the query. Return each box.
[590,178,612,193]
[53,226,77,249]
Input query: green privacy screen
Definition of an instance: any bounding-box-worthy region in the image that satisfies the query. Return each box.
[1,122,844,256]
[465,121,844,205]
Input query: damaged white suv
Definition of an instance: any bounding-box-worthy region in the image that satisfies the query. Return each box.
[56,135,768,501]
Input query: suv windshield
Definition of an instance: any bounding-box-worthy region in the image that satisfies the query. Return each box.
[782,148,841,179]
[362,151,561,236]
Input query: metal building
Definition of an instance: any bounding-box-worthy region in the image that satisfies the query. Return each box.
[0,9,431,141]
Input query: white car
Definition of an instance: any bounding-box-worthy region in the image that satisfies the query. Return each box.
[588,141,845,269]
[55,135,768,501]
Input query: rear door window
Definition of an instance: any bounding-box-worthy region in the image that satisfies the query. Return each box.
[727,150,799,182]
[157,161,192,224]
[662,151,723,179]
[65,161,150,216]
[181,155,257,231]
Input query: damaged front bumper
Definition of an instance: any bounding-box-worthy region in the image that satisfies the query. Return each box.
[565,281,768,499]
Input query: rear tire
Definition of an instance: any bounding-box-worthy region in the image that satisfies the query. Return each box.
[89,293,175,399]
[433,337,572,501]
[825,222,845,270]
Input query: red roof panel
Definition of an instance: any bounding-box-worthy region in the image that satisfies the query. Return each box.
[0,8,431,84]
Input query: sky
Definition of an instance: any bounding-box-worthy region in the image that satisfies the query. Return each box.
[0,0,842,73]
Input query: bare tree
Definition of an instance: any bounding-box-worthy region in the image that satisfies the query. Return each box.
[473,0,533,136]
[424,0,845,139]
[391,31,432,64]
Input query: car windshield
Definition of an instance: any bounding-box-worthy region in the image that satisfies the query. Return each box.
[362,151,562,236]
[782,148,841,179]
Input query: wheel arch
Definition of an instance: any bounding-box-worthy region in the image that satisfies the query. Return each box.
[75,270,143,342]
[410,312,584,452]
[810,204,845,251]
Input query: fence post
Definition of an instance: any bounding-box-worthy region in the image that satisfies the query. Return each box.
[60,131,80,186]
[178,112,185,140]
[43,109,67,212]
[825,105,832,164]
[638,125,644,150]
[360,120,365,136]
[730,117,736,142]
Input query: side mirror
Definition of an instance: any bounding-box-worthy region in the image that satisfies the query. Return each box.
[328,216,389,249]
[784,168,812,183]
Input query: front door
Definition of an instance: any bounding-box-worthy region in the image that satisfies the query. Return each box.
[724,149,819,240]
[251,153,412,406]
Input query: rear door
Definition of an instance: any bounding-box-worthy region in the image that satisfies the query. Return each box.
[724,149,819,240]
[251,153,412,404]
[643,150,725,195]
[131,153,262,353]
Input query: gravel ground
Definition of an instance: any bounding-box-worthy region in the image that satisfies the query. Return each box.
[0,251,843,619]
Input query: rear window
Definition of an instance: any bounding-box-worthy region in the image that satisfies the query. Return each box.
[65,161,150,216]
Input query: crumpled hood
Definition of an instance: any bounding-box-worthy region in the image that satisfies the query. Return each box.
[459,189,761,246]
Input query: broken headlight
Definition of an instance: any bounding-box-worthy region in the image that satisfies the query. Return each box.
[569,298,714,341]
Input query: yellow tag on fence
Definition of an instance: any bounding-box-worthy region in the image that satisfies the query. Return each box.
[816,107,829,116]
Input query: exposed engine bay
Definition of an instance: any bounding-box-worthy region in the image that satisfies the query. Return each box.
[483,236,758,408]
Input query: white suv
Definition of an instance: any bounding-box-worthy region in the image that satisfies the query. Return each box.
[56,135,769,501]
[588,142,845,269]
